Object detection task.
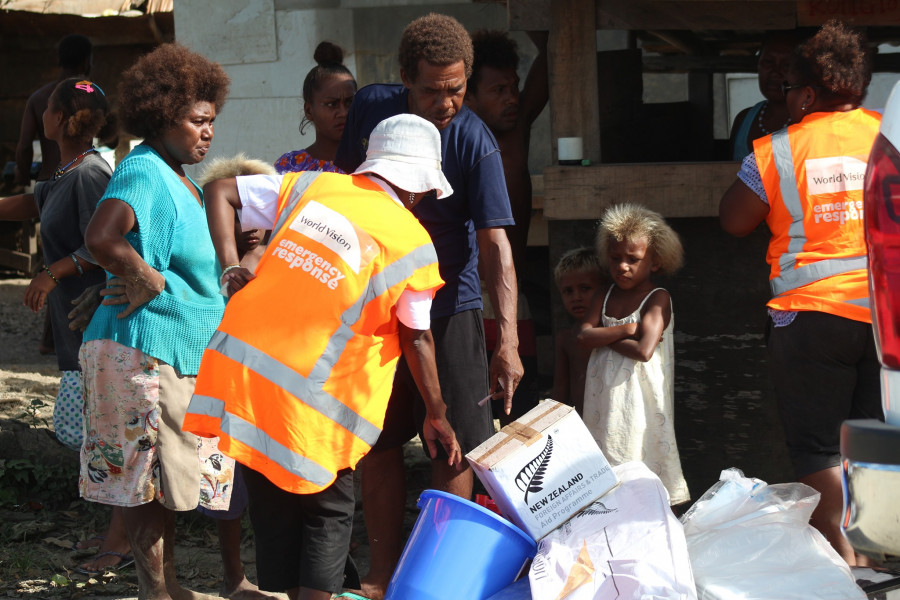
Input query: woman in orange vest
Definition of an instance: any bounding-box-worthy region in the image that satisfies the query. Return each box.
[183,114,462,599]
[720,20,883,566]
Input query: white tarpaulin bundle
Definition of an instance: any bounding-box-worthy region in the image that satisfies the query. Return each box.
[680,468,865,600]
[529,461,697,600]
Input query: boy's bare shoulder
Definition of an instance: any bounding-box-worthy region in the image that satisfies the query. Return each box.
[556,324,581,352]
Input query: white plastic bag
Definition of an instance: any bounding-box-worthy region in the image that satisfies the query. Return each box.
[529,462,697,600]
[680,468,865,600]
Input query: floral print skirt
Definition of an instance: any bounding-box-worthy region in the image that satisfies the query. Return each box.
[79,339,233,511]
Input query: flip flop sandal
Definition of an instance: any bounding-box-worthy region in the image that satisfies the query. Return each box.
[71,534,105,551]
[74,551,135,576]
[333,593,371,600]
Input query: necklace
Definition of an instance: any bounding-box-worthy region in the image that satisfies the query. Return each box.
[54,147,96,179]
[757,101,791,135]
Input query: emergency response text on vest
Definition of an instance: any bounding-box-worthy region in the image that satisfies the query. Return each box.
[272,239,346,289]
[811,200,863,225]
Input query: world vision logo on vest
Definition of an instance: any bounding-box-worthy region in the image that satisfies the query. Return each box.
[269,200,380,291]
[290,201,378,273]
[805,156,867,226]
[806,156,867,196]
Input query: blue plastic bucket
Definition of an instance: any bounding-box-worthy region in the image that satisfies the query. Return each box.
[384,489,536,600]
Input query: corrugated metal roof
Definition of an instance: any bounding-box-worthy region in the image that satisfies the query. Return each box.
[1,0,171,16]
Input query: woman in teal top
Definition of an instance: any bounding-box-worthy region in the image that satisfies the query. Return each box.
[80,44,236,600]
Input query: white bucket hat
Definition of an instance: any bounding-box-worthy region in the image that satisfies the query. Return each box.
[353,114,454,199]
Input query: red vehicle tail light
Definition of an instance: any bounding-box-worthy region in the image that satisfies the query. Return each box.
[864,132,900,369]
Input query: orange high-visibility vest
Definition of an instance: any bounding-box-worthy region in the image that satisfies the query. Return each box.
[183,172,443,494]
[753,108,881,323]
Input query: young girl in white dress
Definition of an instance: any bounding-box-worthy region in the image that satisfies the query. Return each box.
[579,203,690,505]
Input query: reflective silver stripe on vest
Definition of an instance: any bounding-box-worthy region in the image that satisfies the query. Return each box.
[771,130,807,272]
[770,255,868,296]
[189,394,334,487]
[272,172,322,235]
[768,130,869,300]
[206,241,439,470]
[846,295,871,308]
[206,330,382,446]
[307,244,440,385]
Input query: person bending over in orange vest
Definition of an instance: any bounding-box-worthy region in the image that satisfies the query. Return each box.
[183,113,462,600]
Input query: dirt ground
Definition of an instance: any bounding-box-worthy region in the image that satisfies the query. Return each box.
[0,274,432,600]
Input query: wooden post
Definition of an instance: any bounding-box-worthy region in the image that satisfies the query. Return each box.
[548,0,600,163]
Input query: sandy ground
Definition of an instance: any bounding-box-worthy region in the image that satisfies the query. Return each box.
[5,274,895,599]
[0,275,431,599]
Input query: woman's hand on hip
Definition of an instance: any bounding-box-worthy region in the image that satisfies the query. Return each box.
[101,270,165,318]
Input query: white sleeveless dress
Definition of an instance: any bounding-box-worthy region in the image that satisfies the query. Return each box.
[583,286,690,505]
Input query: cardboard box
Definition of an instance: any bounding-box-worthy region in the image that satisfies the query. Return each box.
[467,400,618,540]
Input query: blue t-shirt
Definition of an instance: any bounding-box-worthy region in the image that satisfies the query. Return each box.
[335,83,514,319]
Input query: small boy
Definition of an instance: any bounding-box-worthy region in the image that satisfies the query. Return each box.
[552,247,605,415]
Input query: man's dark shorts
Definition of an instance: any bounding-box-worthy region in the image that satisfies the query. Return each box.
[242,465,354,593]
[373,308,494,457]
[767,311,883,479]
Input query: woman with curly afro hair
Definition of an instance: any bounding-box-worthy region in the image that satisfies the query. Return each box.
[721,20,881,566]
[79,44,255,598]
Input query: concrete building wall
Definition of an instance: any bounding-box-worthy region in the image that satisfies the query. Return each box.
[174,0,552,179]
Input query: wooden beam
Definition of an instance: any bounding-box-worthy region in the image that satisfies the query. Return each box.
[512,0,900,32]
[643,54,758,73]
[797,0,900,26]
[542,162,739,219]
[645,30,712,55]
[508,0,551,31]
[549,0,600,162]
[0,248,36,274]
[596,1,796,30]
[643,50,900,74]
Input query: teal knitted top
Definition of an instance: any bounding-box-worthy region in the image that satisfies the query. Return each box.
[84,145,225,375]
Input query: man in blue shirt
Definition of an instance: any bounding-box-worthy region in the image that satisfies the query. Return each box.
[335,13,522,599]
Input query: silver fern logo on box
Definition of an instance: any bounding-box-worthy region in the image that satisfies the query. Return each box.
[578,501,616,517]
[515,435,553,504]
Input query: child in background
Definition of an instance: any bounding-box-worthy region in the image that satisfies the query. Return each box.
[579,204,690,506]
[193,153,282,599]
[552,247,604,415]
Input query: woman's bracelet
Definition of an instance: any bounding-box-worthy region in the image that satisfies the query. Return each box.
[70,253,84,276]
[43,265,60,285]
[221,264,242,280]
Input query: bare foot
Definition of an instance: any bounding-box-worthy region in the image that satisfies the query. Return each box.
[357,581,387,600]
[224,575,288,599]
[72,534,105,551]
[76,550,134,576]
[168,586,220,600]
